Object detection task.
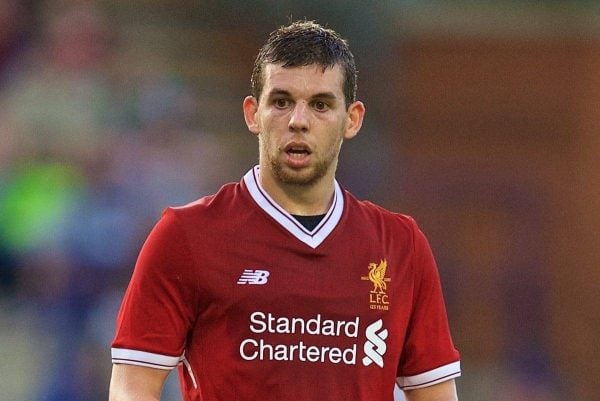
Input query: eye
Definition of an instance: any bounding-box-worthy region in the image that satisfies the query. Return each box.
[313,101,329,112]
[273,98,290,109]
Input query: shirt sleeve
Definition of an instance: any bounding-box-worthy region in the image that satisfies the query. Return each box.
[111,208,199,370]
[396,219,461,390]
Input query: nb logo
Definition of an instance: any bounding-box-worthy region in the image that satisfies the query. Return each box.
[362,319,388,368]
[237,269,270,285]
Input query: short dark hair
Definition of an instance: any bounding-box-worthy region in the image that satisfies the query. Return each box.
[251,20,357,108]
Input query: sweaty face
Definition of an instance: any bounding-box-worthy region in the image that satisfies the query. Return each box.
[254,64,350,187]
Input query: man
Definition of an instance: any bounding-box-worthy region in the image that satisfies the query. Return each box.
[109,21,460,401]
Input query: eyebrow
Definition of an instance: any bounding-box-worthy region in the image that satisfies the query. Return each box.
[267,89,339,102]
[311,92,338,102]
[267,89,292,98]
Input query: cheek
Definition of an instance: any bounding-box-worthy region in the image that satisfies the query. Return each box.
[257,115,275,139]
[259,113,287,141]
[259,129,279,154]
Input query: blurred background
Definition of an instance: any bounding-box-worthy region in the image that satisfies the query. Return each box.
[0,1,598,400]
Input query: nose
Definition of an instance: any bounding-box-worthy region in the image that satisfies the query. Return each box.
[288,101,309,133]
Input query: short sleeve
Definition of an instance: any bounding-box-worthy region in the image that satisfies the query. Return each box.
[111,208,199,370]
[396,219,461,390]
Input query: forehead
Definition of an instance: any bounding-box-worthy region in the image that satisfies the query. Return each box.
[261,63,345,98]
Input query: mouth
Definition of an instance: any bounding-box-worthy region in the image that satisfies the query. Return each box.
[284,143,312,159]
[283,143,312,167]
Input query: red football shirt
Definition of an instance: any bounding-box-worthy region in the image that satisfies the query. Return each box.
[112,166,460,400]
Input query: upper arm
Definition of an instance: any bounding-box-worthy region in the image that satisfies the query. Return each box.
[402,379,458,401]
[397,220,460,387]
[112,210,199,368]
[109,364,170,401]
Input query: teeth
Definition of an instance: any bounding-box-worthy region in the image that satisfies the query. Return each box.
[285,145,310,158]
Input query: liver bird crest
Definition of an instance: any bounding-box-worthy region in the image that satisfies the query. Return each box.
[366,259,390,294]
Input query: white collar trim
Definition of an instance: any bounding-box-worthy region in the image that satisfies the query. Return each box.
[243,166,344,249]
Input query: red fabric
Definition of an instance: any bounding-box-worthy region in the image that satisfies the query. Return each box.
[113,175,459,401]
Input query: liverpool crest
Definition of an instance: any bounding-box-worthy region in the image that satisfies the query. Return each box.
[361,259,391,310]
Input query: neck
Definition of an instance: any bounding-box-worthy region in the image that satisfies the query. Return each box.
[258,166,336,216]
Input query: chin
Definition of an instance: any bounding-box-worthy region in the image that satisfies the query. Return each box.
[273,164,326,187]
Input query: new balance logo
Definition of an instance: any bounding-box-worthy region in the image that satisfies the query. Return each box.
[362,319,388,368]
[237,269,270,285]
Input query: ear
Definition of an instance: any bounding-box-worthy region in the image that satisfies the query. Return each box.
[343,100,365,140]
[243,96,260,135]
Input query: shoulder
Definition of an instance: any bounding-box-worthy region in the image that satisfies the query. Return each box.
[343,189,420,236]
[167,181,243,219]
[156,181,256,237]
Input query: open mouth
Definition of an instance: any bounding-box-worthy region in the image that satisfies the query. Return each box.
[287,148,310,159]
[285,144,311,159]
[283,143,312,168]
